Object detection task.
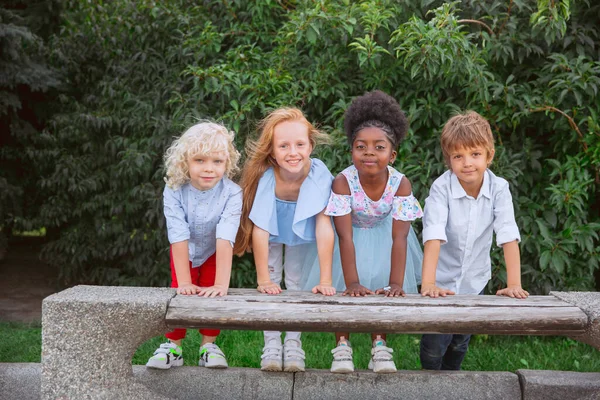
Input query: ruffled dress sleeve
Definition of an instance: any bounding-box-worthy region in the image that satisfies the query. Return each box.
[324,192,351,216]
[392,194,424,221]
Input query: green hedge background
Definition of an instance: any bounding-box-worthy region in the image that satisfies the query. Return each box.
[1,0,599,293]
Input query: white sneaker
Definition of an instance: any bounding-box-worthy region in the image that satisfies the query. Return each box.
[330,341,354,373]
[261,338,283,371]
[198,343,228,368]
[146,342,183,369]
[283,339,305,372]
[368,339,396,373]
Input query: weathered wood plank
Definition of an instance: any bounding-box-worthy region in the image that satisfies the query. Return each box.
[165,292,588,335]
[171,290,577,308]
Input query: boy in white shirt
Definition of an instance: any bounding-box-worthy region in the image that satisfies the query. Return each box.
[420,111,529,370]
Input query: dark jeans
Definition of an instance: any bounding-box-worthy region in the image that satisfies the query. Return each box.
[419,289,484,370]
[420,332,472,370]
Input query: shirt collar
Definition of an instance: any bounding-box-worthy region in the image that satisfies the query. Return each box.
[188,178,224,195]
[450,170,491,199]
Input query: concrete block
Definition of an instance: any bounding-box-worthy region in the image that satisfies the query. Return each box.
[293,369,521,400]
[518,369,600,400]
[551,291,600,350]
[0,363,40,400]
[133,366,293,400]
[41,285,175,399]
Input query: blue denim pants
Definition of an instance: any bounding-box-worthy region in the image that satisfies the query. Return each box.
[420,332,472,370]
[419,289,484,370]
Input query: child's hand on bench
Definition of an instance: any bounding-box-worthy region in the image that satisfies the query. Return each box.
[257,281,282,295]
[312,283,336,296]
[177,283,201,295]
[343,282,373,297]
[496,285,529,299]
[421,283,455,298]
[198,285,228,298]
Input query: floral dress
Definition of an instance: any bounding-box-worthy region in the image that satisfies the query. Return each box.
[302,165,424,293]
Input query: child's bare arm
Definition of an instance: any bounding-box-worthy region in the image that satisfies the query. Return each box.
[421,240,455,297]
[313,210,336,296]
[496,240,529,298]
[377,176,412,297]
[172,240,201,295]
[198,239,233,297]
[253,225,281,294]
[376,219,409,297]
[331,175,372,296]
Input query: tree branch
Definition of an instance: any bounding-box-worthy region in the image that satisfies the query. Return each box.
[458,19,494,35]
[529,106,587,151]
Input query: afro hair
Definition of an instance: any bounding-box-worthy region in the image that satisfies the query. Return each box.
[343,90,408,148]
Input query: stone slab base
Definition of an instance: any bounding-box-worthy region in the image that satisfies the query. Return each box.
[3,363,599,400]
[518,369,600,400]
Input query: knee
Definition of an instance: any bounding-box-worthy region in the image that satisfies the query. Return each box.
[420,335,447,359]
[449,336,471,353]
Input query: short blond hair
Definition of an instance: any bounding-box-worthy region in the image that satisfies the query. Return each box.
[440,111,495,166]
[164,122,240,189]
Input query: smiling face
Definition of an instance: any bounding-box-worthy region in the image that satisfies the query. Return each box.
[271,120,313,176]
[187,151,228,191]
[351,127,397,176]
[449,145,494,195]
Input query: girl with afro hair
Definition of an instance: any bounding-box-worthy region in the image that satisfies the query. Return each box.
[303,90,424,373]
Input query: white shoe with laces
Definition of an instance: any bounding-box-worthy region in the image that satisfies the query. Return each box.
[283,338,306,372]
[330,341,354,373]
[261,338,283,371]
[368,339,396,373]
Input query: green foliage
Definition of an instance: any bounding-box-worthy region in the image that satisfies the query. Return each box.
[7,0,599,292]
[0,1,61,252]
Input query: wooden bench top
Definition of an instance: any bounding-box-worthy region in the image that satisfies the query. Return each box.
[165,289,588,335]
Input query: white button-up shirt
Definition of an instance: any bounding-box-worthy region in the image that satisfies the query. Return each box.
[422,169,520,294]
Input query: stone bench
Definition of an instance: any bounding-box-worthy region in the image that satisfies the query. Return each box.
[41,286,600,399]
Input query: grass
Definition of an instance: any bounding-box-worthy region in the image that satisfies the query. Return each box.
[2,321,599,372]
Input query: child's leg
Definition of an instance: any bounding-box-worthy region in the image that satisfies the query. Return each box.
[264,242,284,342]
[165,247,200,343]
[147,247,195,369]
[281,243,310,342]
[261,243,284,371]
[281,244,311,372]
[197,253,220,343]
[441,334,472,370]
[195,254,227,368]
[420,334,453,370]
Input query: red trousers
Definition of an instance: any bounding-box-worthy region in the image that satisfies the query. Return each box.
[165,248,220,340]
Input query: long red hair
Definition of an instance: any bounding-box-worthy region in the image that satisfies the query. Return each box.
[233,108,328,256]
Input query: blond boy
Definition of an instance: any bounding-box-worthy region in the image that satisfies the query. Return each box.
[420,111,528,370]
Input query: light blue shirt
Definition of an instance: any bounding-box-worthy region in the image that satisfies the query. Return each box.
[422,169,520,294]
[249,158,334,246]
[163,177,242,268]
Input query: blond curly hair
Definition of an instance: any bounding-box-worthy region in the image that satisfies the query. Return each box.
[164,122,240,189]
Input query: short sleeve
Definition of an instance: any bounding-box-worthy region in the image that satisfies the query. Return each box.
[216,185,243,244]
[422,179,449,244]
[493,180,521,246]
[163,186,190,244]
[392,194,423,221]
[324,192,351,216]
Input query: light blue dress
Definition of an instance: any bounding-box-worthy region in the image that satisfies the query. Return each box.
[302,165,424,293]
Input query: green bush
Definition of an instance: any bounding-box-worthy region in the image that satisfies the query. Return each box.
[7,0,599,292]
